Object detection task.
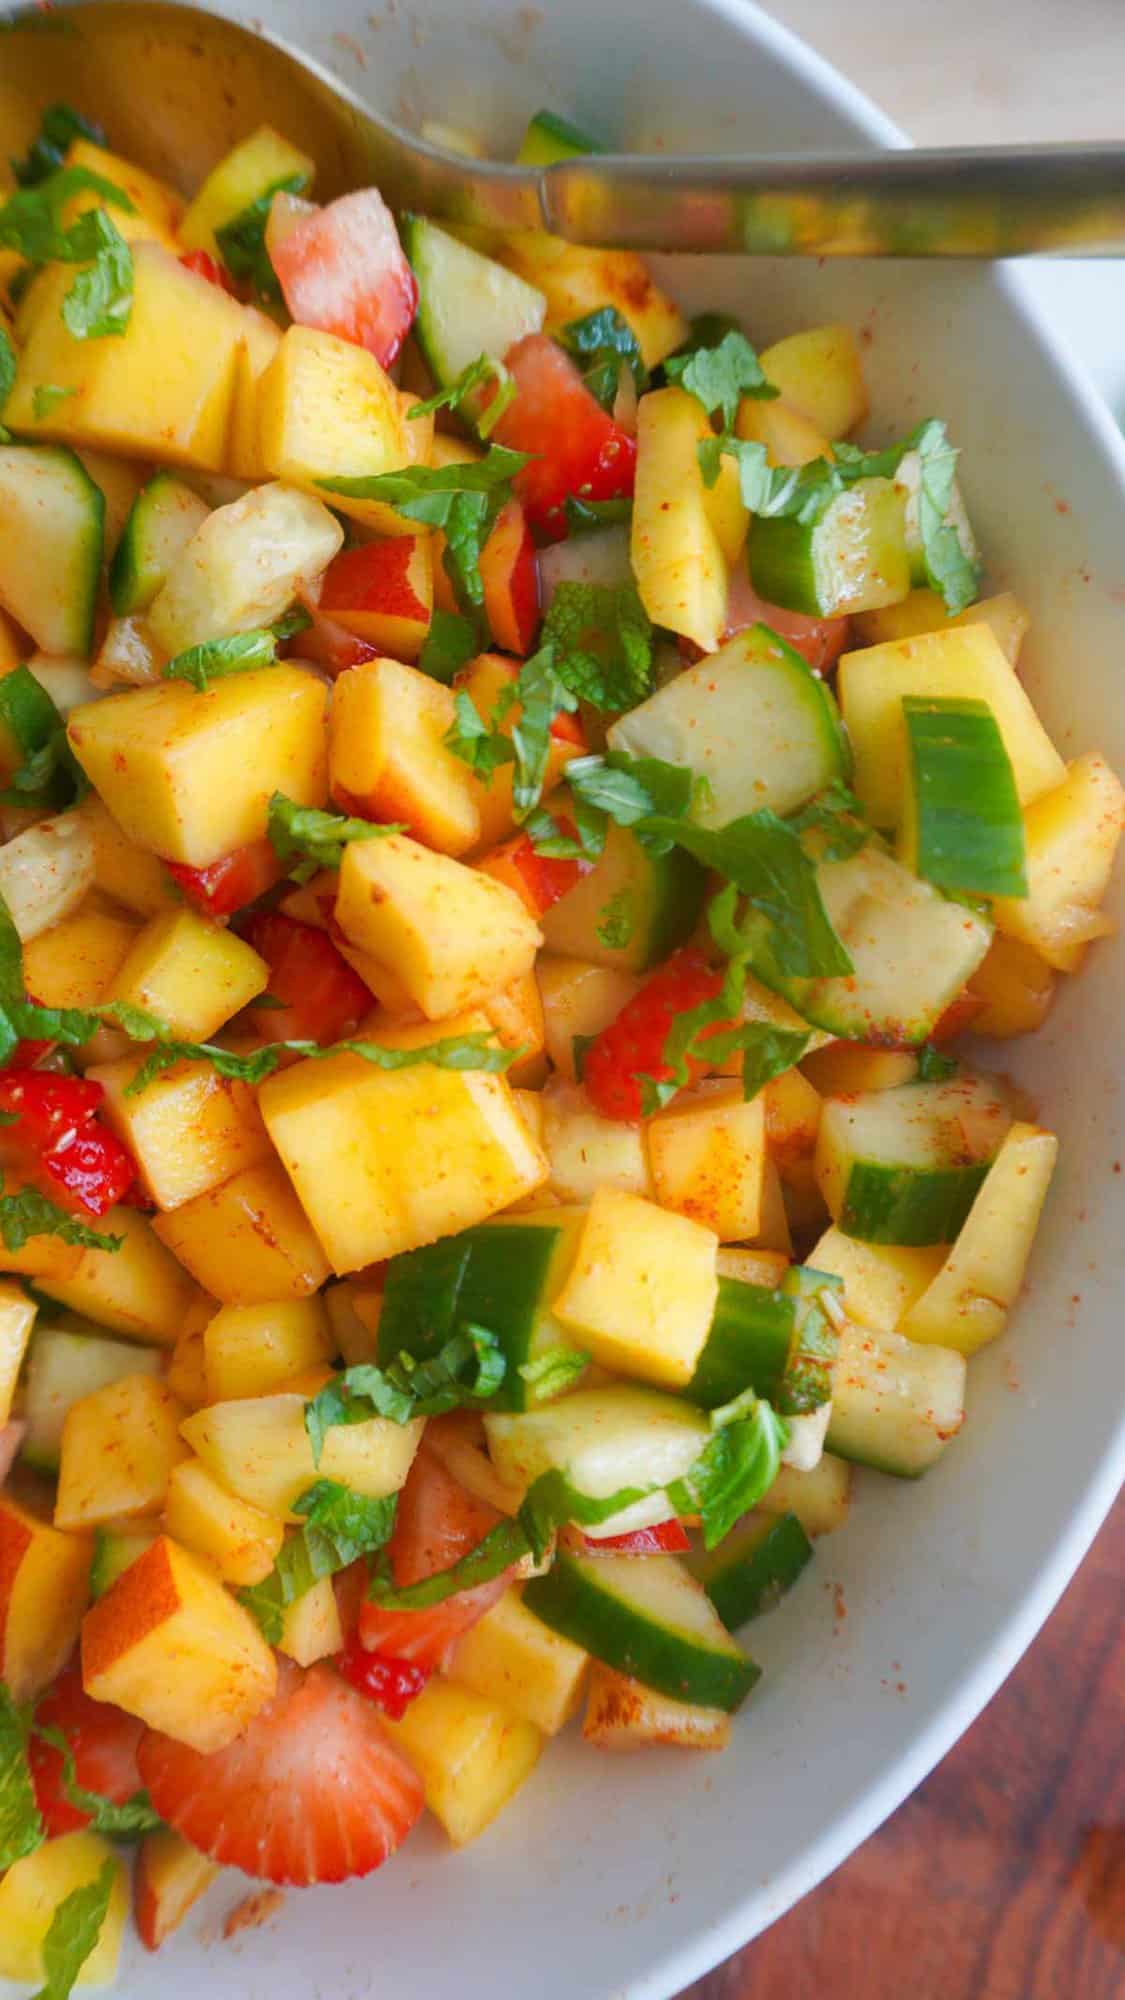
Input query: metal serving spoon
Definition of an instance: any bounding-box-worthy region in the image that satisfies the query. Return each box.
[3,0,1125,255]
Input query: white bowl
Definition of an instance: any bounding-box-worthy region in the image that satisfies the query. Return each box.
[10,5,1125,1996]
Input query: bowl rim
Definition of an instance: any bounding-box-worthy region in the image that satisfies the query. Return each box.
[632,5,1125,1992]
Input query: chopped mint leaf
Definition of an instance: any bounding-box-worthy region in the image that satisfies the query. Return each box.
[214,170,309,302]
[0,326,15,440]
[305,1326,507,1465]
[11,104,106,188]
[32,1856,118,2000]
[31,1723,160,1837]
[668,1394,788,1549]
[557,305,647,411]
[444,687,515,780]
[563,494,633,535]
[61,209,132,339]
[366,1515,528,1610]
[518,1344,590,1398]
[118,1023,518,1097]
[0,1682,42,1870]
[0,1180,123,1254]
[267,791,402,884]
[408,352,516,437]
[0,665,87,813]
[541,581,652,712]
[271,604,313,642]
[0,164,134,267]
[664,327,778,429]
[241,1482,399,1643]
[31,382,77,419]
[899,418,981,615]
[916,1042,958,1081]
[785,779,871,862]
[444,647,578,821]
[596,887,634,951]
[161,627,280,689]
[417,609,478,685]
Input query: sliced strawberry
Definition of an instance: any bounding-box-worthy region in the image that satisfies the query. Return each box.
[337,1632,430,1720]
[480,498,540,655]
[137,1658,423,1886]
[583,945,733,1121]
[270,188,418,372]
[575,1519,691,1557]
[29,1659,147,1838]
[721,568,851,675]
[165,839,285,919]
[358,1445,513,1670]
[178,248,237,294]
[491,334,636,542]
[241,911,371,1044]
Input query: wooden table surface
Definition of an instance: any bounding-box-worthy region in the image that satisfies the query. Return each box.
[681,1494,1124,1999]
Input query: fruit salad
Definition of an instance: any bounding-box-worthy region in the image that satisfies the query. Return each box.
[0,97,1121,1994]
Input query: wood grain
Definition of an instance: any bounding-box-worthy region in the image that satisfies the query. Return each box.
[682,1495,1124,2000]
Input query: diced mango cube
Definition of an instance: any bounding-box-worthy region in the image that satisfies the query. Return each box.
[0,1484,92,1700]
[37,1203,205,1346]
[900,1123,1059,1353]
[106,908,268,1039]
[21,898,140,1010]
[55,1374,189,1529]
[6,244,247,470]
[554,1187,719,1387]
[181,1393,423,1520]
[180,125,315,256]
[967,932,1056,1038]
[850,588,1029,662]
[82,1534,277,1752]
[152,1160,332,1303]
[74,794,176,916]
[648,1083,768,1240]
[90,1055,273,1210]
[449,1588,589,1735]
[632,386,727,654]
[536,956,641,1079]
[541,1080,651,1204]
[758,324,868,438]
[335,833,541,1020]
[227,307,283,480]
[0,1282,37,1425]
[67,666,329,867]
[163,1457,285,1586]
[257,324,418,533]
[329,656,481,856]
[277,1573,343,1666]
[992,752,1125,971]
[454,653,581,850]
[134,1827,219,1952]
[582,1664,730,1752]
[259,1034,548,1271]
[62,136,184,244]
[203,1297,334,1401]
[0,1833,128,1989]
[381,1676,543,1846]
[735,394,830,467]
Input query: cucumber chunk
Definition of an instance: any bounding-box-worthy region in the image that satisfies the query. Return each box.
[761,1452,851,1536]
[686,1510,813,1630]
[524,1550,759,1711]
[402,215,546,399]
[749,842,993,1043]
[827,1320,965,1476]
[815,1073,1014,1245]
[900,695,1027,898]
[485,1385,710,1539]
[539,525,633,607]
[748,477,910,618]
[0,444,104,656]
[21,1325,163,1474]
[607,623,848,823]
[89,1525,159,1599]
[539,820,706,972]
[377,1212,587,1412]
[517,111,604,166]
[109,472,210,616]
[894,447,978,588]
[685,1267,840,1415]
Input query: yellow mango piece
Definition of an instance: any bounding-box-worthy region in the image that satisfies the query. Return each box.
[336,833,541,1020]
[495,236,685,368]
[761,1453,851,1537]
[0,1281,36,1425]
[6,244,247,471]
[257,324,417,534]
[808,1224,946,1335]
[180,125,315,256]
[748,1154,793,1255]
[457,651,580,850]
[0,810,96,943]
[583,1664,730,1752]
[163,1457,285,1586]
[37,1203,205,1346]
[554,1187,719,1387]
[329,656,481,857]
[62,136,183,245]
[82,1533,277,1752]
[481,969,547,1088]
[68,666,329,867]
[0,1833,127,1989]
[74,794,176,916]
[382,1676,543,1846]
[55,1374,189,1530]
[541,1079,651,1205]
[165,1323,210,1411]
[536,956,641,1079]
[762,1066,822,1169]
[277,1573,343,1666]
[716,1246,789,1288]
[449,1587,589,1735]
[135,1827,219,1952]
[736,395,830,467]
[850,588,1029,663]
[967,932,1056,1038]
[758,324,868,437]
[21,898,140,1010]
[992,752,1125,971]
[0,1230,83,1285]
[153,1159,332,1304]
[203,1297,333,1401]
[182,1393,423,1521]
[901,1124,1058,1353]
[838,624,1065,828]
[0,605,25,672]
[226,307,283,479]
[632,386,727,653]
[0,1484,92,1700]
[90,1055,273,1210]
[260,1038,548,1272]
[648,1082,767,1241]
[107,907,268,1038]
